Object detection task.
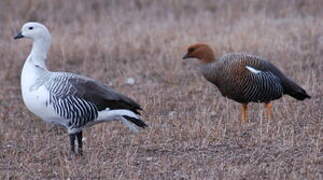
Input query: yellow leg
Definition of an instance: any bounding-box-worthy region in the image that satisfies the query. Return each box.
[264,102,273,120]
[240,103,248,124]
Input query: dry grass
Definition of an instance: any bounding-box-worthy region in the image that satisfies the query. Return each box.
[0,0,323,179]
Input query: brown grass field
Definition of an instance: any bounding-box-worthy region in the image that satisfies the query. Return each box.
[0,0,322,179]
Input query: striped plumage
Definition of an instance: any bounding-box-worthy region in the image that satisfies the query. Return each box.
[183,43,310,122]
[15,22,147,155]
[43,72,143,130]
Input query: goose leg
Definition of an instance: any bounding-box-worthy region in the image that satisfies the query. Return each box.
[76,131,83,155]
[69,134,76,153]
[240,103,248,123]
[264,102,273,120]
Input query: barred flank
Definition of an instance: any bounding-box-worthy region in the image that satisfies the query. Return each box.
[46,73,98,129]
[201,53,310,103]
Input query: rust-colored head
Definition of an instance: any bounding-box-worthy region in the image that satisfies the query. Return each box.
[182,43,215,63]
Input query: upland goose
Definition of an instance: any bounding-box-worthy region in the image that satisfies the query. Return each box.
[183,43,310,123]
[15,22,147,155]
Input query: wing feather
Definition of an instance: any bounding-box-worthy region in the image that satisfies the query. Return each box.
[48,72,142,114]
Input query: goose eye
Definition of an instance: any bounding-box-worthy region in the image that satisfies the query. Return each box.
[28,27,34,30]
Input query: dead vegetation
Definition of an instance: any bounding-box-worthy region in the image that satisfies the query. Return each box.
[0,0,322,179]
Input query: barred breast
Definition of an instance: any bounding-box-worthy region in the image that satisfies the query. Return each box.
[201,53,309,103]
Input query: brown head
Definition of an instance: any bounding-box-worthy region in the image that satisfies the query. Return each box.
[182,43,215,63]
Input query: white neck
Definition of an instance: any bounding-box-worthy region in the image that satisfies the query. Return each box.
[27,36,51,69]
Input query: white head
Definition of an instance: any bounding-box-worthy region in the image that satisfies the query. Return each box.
[14,22,51,41]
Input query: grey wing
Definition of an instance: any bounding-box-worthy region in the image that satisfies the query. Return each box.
[243,66,284,102]
[45,72,142,128]
[48,71,142,112]
[69,75,142,114]
[45,73,99,129]
[249,58,310,100]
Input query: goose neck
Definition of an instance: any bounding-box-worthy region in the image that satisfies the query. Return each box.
[28,37,51,69]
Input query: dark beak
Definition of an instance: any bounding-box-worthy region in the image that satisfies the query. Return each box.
[14,32,24,39]
[182,53,190,60]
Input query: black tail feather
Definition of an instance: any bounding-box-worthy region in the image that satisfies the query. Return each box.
[284,80,311,100]
[288,89,311,100]
[122,115,148,128]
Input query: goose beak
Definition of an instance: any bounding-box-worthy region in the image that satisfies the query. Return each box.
[182,53,190,60]
[14,32,24,39]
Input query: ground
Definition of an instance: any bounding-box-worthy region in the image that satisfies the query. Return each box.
[0,0,322,179]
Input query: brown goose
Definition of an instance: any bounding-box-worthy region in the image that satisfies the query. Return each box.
[183,43,310,123]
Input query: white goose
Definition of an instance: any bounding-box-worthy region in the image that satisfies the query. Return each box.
[15,22,147,155]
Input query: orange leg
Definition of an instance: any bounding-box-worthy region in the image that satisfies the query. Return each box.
[264,102,273,120]
[240,103,248,124]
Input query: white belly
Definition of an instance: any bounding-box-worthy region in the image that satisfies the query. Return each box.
[22,86,59,122]
[21,61,68,127]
